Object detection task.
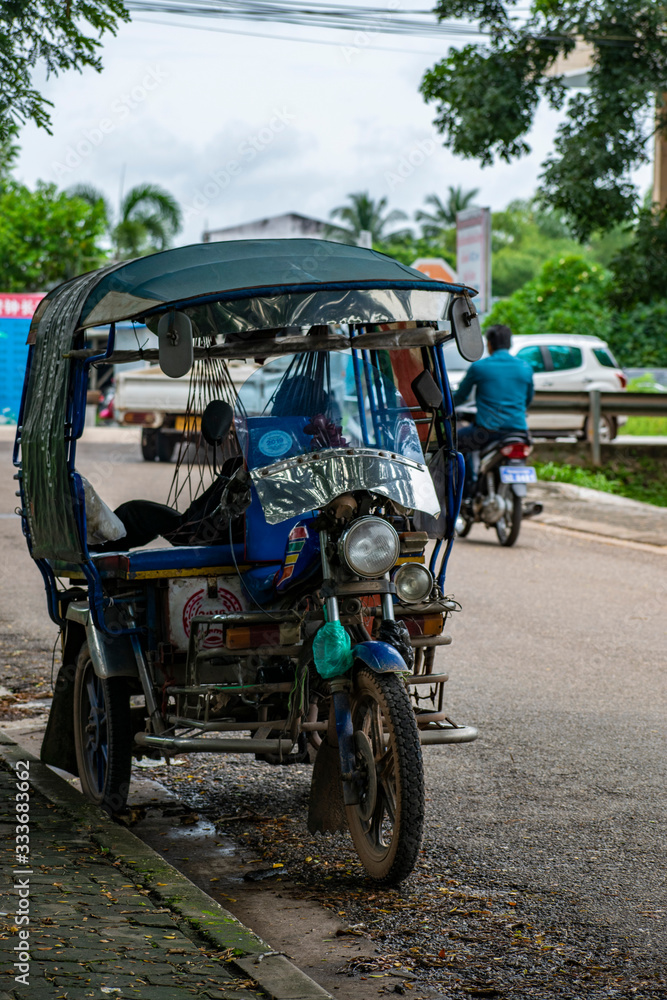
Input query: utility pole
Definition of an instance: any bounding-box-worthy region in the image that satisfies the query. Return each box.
[652,97,667,211]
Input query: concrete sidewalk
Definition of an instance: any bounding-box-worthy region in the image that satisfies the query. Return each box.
[527,480,667,549]
[0,732,330,1000]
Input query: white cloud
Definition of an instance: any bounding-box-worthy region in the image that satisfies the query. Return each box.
[15,11,654,247]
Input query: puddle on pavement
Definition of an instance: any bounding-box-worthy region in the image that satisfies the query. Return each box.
[131,799,386,1000]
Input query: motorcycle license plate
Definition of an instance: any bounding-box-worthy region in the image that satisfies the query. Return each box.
[500,465,537,484]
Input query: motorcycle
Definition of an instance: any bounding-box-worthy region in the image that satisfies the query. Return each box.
[454,419,542,547]
[14,239,483,884]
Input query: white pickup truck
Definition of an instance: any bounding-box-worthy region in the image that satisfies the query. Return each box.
[115,361,259,461]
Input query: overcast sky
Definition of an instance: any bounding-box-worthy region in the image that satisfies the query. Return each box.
[16,6,652,246]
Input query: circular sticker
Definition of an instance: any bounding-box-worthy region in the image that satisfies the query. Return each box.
[182,587,242,648]
[258,429,293,458]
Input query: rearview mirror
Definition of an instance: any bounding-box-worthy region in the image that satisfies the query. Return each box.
[158,310,194,378]
[450,294,483,362]
[201,400,234,446]
[411,370,443,412]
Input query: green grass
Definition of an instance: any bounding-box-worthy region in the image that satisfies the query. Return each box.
[535,458,667,508]
[622,416,667,436]
[623,376,667,435]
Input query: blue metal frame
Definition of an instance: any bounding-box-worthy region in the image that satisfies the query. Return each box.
[431,342,464,590]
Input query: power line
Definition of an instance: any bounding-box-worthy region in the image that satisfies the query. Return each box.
[124,1,488,38]
[131,15,457,52]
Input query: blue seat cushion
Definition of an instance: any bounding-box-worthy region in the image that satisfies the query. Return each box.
[92,543,246,579]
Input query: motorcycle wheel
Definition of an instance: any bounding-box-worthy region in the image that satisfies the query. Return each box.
[346,666,424,885]
[495,483,522,547]
[73,643,132,813]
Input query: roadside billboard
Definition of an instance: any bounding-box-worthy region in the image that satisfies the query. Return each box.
[456,207,491,313]
[0,293,44,424]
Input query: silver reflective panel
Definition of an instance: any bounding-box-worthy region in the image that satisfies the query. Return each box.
[185,288,450,339]
[251,449,441,525]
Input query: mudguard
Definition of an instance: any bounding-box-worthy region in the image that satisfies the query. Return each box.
[352,640,407,673]
[66,601,139,678]
[511,483,528,497]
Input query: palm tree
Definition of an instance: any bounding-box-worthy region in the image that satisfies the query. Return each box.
[415,185,480,238]
[328,191,410,244]
[69,182,182,259]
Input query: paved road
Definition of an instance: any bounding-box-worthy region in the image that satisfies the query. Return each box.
[2,432,666,996]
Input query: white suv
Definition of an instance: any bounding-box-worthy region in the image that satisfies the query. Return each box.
[444,333,627,441]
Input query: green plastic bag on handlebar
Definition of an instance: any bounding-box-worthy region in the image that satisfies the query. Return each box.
[313,621,354,679]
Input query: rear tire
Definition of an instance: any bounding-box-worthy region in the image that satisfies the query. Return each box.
[73,644,132,813]
[141,428,158,461]
[346,667,424,885]
[495,482,522,547]
[141,428,175,462]
[584,414,617,443]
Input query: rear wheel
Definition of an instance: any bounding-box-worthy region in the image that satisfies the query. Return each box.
[73,644,132,813]
[141,428,175,462]
[584,414,617,443]
[141,428,158,461]
[495,482,522,547]
[346,667,424,885]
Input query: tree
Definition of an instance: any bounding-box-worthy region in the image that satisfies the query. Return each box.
[69,182,182,259]
[0,1,129,138]
[607,207,667,309]
[483,254,613,339]
[415,185,479,237]
[374,231,457,268]
[420,1,667,240]
[328,192,410,244]
[0,181,107,291]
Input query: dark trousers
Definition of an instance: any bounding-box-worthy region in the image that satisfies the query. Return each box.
[457,425,516,498]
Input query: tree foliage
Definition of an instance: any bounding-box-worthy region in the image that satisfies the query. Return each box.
[0,1,129,138]
[70,181,182,258]
[0,181,107,291]
[484,249,667,366]
[607,207,667,309]
[420,1,667,240]
[328,191,410,243]
[484,253,613,337]
[414,185,479,236]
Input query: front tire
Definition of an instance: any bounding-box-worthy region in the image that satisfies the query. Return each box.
[495,482,522,547]
[346,667,424,885]
[73,644,132,813]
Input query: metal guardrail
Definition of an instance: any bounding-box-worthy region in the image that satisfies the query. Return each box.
[528,391,667,464]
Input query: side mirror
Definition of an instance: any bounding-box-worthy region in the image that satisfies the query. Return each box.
[411,370,443,412]
[450,294,483,362]
[201,400,234,447]
[158,310,194,378]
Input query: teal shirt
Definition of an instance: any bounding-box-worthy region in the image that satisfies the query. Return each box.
[452,350,534,431]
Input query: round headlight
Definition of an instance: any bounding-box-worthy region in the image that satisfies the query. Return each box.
[339,517,400,579]
[393,563,433,604]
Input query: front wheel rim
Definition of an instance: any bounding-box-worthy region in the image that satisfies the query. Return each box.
[351,691,398,862]
[80,661,109,795]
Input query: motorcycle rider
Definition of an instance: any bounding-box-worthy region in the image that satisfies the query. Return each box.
[452,324,534,501]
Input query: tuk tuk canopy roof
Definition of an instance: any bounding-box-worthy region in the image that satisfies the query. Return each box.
[31,239,473,335]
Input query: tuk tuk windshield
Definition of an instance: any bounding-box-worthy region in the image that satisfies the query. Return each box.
[235,352,441,524]
[235,351,424,471]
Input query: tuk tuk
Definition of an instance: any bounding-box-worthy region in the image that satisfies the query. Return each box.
[14,239,482,884]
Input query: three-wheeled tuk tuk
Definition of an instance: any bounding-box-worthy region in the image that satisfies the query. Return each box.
[15,239,482,884]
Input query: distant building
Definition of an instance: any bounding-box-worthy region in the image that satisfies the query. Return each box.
[203,212,335,243]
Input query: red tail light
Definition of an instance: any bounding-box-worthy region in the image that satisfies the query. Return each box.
[501,443,532,458]
[616,372,627,389]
